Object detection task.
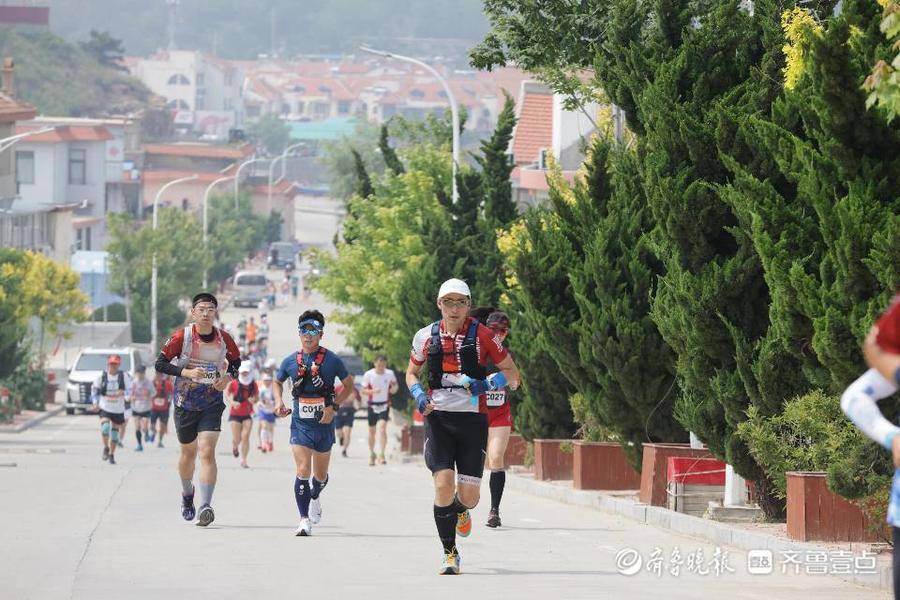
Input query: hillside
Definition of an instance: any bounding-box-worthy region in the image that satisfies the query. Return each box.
[49,0,489,61]
[0,27,151,117]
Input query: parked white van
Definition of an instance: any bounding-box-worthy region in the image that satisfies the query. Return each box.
[232,271,268,308]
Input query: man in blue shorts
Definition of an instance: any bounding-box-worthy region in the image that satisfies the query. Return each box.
[274,309,354,536]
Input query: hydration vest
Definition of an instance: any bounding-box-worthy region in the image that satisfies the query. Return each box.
[100,370,126,396]
[427,319,485,390]
[292,347,332,399]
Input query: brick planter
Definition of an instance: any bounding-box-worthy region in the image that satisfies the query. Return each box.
[534,439,574,481]
[408,424,425,455]
[639,443,712,506]
[504,433,528,467]
[786,471,885,542]
[574,441,641,490]
[401,425,410,453]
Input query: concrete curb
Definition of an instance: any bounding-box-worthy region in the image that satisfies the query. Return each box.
[0,404,65,434]
[502,471,892,592]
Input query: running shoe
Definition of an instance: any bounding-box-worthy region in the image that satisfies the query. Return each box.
[268,442,274,452]
[102,446,109,461]
[157,441,164,448]
[439,548,461,575]
[107,454,116,465]
[261,445,267,454]
[182,492,196,521]
[341,448,347,457]
[486,509,501,528]
[196,504,215,527]
[309,498,322,524]
[116,439,124,448]
[369,452,376,466]
[294,518,312,536]
[456,509,472,537]
[232,446,239,458]
[240,461,249,469]
[378,454,386,465]
[135,444,143,452]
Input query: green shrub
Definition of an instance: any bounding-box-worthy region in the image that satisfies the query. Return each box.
[737,390,891,504]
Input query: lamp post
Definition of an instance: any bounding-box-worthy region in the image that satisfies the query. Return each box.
[202,175,236,289]
[0,126,56,153]
[268,141,306,212]
[279,141,306,179]
[233,157,267,210]
[150,174,198,356]
[359,46,459,203]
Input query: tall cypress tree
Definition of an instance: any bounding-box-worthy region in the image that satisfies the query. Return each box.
[379,123,405,175]
[568,137,686,468]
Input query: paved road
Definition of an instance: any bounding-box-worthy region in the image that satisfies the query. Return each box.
[0,286,889,599]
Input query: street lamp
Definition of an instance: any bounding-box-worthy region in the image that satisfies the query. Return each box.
[202,175,235,289]
[150,174,198,356]
[359,46,460,204]
[279,141,306,179]
[233,157,267,210]
[268,141,307,212]
[0,127,56,153]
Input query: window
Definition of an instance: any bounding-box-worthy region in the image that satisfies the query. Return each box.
[69,149,86,185]
[167,74,191,85]
[410,89,425,99]
[75,226,92,251]
[196,73,205,86]
[282,102,291,115]
[166,99,191,110]
[337,101,351,114]
[15,151,34,185]
[296,101,305,114]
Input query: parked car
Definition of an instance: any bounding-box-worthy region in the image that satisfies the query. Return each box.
[64,347,144,415]
[233,270,268,307]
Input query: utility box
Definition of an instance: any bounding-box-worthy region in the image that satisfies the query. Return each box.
[666,457,726,516]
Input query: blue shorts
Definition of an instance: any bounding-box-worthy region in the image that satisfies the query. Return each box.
[258,412,276,424]
[290,421,335,452]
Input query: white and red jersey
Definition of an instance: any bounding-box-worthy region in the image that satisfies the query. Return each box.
[410,317,508,413]
[160,324,241,410]
[361,368,397,406]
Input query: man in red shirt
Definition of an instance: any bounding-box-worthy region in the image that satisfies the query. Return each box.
[406,279,520,575]
[155,293,241,527]
[227,362,258,469]
[150,371,174,448]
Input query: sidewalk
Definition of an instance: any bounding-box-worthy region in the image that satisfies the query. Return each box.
[394,436,893,593]
[0,402,64,434]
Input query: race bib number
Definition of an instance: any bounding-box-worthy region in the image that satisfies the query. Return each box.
[190,360,220,385]
[152,397,168,409]
[371,402,388,414]
[298,397,325,419]
[485,390,506,407]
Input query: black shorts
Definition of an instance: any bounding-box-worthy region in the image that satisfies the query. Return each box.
[424,411,488,484]
[228,414,253,423]
[367,405,390,427]
[174,403,226,444]
[132,410,151,419]
[150,408,170,424]
[99,410,125,425]
[334,406,355,429]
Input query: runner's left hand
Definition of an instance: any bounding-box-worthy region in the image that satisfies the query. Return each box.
[318,406,335,425]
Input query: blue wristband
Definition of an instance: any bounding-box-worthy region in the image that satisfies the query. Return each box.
[487,372,508,390]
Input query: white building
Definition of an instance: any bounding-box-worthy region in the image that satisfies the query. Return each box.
[15,117,140,251]
[128,50,244,140]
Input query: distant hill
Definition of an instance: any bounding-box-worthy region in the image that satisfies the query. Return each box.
[0,27,151,117]
[49,0,489,62]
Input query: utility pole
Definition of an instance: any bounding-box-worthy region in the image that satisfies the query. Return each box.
[166,0,180,50]
[270,7,276,58]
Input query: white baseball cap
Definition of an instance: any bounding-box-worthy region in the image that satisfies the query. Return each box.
[238,361,252,373]
[437,278,470,299]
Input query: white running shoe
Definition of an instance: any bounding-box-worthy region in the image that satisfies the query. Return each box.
[294,518,312,536]
[309,497,322,524]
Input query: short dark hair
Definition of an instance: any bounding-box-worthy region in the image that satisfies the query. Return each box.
[298,309,325,328]
[135,365,147,373]
[468,305,497,325]
[374,354,387,363]
[192,292,218,307]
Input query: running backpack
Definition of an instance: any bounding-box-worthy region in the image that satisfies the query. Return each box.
[292,347,332,399]
[100,370,126,396]
[426,319,485,390]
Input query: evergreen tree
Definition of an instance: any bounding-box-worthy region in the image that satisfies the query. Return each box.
[0,249,29,381]
[351,149,373,199]
[568,138,686,468]
[379,124,405,175]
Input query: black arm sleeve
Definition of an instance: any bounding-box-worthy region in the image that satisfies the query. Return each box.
[155,352,183,377]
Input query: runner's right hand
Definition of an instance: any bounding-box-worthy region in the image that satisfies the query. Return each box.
[275,405,292,418]
[181,367,203,380]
